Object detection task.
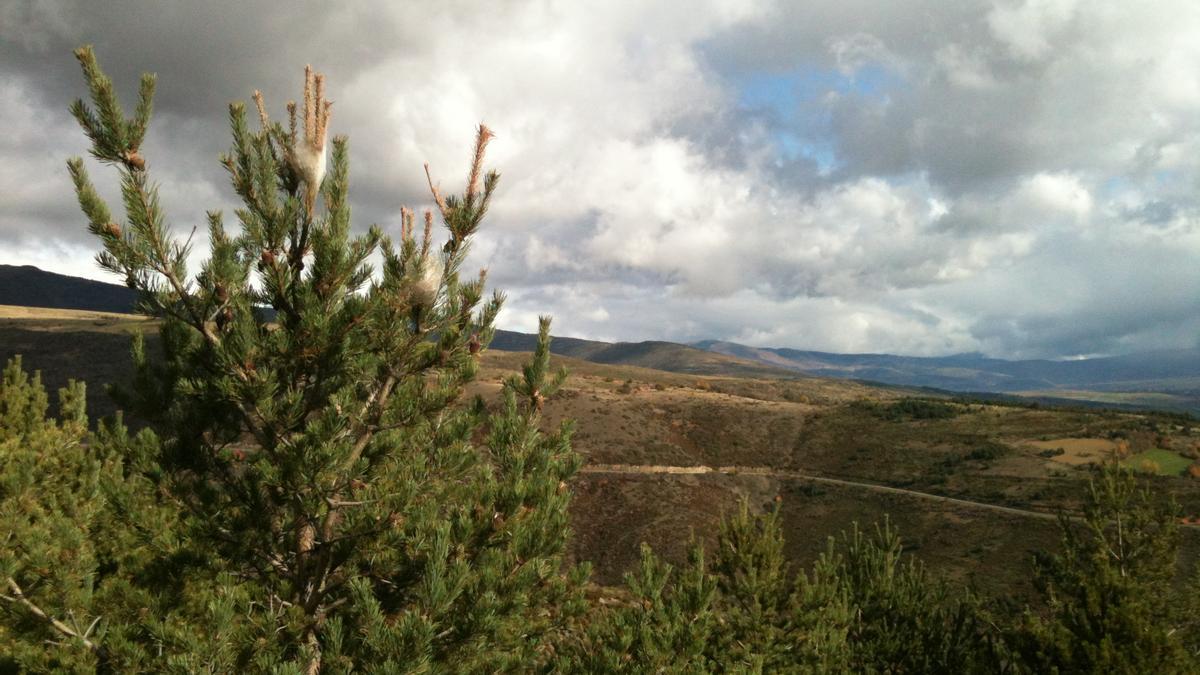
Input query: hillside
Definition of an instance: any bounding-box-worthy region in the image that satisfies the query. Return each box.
[10,265,1199,413]
[0,264,138,313]
[4,309,1199,598]
[697,339,1200,414]
[0,265,798,380]
[11,265,1200,413]
[490,331,797,378]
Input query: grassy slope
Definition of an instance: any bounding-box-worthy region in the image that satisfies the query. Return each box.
[5,310,1200,598]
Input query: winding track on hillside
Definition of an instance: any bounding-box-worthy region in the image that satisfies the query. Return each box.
[580,463,1145,526]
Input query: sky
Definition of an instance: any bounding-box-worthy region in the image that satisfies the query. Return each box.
[3,0,1200,359]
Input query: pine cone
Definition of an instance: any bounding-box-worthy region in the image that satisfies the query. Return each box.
[104,222,122,238]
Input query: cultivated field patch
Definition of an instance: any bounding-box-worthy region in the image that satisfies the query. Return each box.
[1024,437,1119,465]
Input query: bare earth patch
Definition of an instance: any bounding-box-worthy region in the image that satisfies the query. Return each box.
[1024,437,1119,465]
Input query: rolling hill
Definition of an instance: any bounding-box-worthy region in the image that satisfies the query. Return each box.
[696,340,1200,414]
[0,265,797,380]
[0,264,137,314]
[5,264,1198,412]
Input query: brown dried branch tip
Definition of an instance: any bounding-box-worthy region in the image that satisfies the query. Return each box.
[252,90,270,131]
[400,206,414,240]
[424,162,449,219]
[289,64,333,213]
[286,101,298,147]
[466,124,495,202]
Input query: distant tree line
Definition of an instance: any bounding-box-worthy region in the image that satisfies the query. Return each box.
[1,47,1197,673]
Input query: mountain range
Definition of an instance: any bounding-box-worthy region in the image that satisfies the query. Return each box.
[4,264,1198,412]
[694,340,1200,395]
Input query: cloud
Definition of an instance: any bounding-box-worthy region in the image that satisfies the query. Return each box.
[3,1,1200,359]
[987,0,1080,62]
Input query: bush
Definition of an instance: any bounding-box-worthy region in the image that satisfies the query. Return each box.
[967,442,1009,461]
[853,398,961,421]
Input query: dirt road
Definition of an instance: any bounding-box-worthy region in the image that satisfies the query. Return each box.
[582,463,1061,524]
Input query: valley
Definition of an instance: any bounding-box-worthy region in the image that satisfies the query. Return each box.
[5,307,1200,600]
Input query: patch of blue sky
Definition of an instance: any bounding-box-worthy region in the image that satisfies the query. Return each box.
[1151,168,1183,185]
[735,64,900,174]
[1100,170,1184,199]
[736,64,898,113]
[1100,175,1133,194]
[776,132,837,174]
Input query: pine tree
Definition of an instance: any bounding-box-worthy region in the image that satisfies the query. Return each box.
[0,357,98,672]
[0,45,586,672]
[707,502,851,672]
[0,357,178,672]
[1010,460,1193,672]
[816,520,996,673]
[559,501,852,672]
[560,542,719,672]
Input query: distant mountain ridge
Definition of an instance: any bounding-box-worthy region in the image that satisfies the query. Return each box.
[5,264,1199,411]
[0,264,137,313]
[0,265,795,379]
[694,339,1200,396]
[488,332,795,378]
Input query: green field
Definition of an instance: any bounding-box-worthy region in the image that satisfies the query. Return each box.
[1127,448,1194,476]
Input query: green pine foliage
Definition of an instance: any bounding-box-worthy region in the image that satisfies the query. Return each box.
[0,357,100,672]
[0,357,177,672]
[1,46,586,672]
[559,503,994,672]
[1010,460,1196,672]
[815,520,995,673]
[707,502,851,672]
[560,543,720,672]
[558,502,851,673]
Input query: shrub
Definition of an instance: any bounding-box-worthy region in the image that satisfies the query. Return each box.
[967,442,1009,461]
[854,398,960,421]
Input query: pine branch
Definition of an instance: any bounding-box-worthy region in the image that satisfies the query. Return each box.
[2,577,100,653]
